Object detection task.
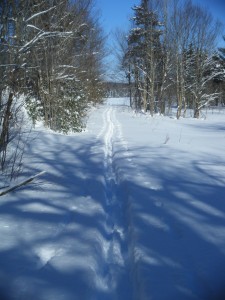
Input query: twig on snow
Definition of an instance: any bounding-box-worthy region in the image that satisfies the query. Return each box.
[0,171,46,196]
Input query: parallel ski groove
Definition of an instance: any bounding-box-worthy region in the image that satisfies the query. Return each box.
[101,106,133,299]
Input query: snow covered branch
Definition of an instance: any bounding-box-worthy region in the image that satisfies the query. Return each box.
[19,31,73,53]
[25,6,56,23]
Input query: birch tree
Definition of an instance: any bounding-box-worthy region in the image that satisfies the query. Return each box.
[164,0,221,118]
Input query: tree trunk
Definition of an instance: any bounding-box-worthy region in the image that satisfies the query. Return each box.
[0,92,14,170]
[194,96,200,118]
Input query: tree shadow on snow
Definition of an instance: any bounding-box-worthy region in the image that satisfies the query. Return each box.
[114,145,225,300]
[0,132,120,300]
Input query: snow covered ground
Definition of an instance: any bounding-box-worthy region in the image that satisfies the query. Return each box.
[0,98,225,300]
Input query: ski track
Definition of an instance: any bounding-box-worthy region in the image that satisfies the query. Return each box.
[8,104,174,300]
[28,106,134,299]
[96,106,133,299]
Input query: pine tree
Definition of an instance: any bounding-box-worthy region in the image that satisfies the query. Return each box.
[125,0,163,114]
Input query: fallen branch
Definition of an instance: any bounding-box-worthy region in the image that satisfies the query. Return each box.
[0,185,10,190]
[0,171,46,196]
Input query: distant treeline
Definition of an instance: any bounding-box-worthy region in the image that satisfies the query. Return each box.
[103,82,133,98]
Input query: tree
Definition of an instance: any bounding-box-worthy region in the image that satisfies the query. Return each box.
[125,0,163,114]
[215,37,225,105]
[0,0,106,179]
[169,0,222,118]
[185,49,222,117]
[0,0,28,177]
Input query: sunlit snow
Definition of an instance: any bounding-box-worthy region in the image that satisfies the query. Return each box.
[0,98,225,300]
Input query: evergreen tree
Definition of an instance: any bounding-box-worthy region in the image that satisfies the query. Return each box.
[125,0,163,114]
[0,0,105,178]
[0,0,105,134]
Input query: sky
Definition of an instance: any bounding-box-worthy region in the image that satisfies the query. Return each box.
[96,0,225,40]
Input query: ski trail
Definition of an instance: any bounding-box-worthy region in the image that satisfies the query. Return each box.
[99,106,132,299]
[104,107,115,181]
[96,107,109,141]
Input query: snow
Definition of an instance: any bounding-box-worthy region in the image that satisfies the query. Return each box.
[1,98,225,300]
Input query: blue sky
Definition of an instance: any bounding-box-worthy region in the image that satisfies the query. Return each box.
[96,0,137,35]
[96,0,225,38]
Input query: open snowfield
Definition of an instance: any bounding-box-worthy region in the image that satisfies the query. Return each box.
[0,98,225,300]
